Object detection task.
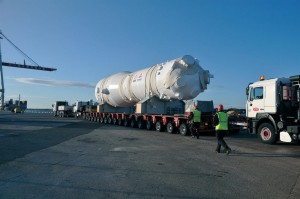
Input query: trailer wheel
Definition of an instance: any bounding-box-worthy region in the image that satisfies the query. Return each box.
[155,121,164,132]
[118,118,123,126]
[108,117,112,124]
[146,120,153,130]
[258,123,277,144]
[124,119,129,127]
[113,118,117,125]
[104,117,108,124]
[138,119,144,129]
[166,122,175,134]
[179,123,189,136]
[130,119,137,128]
[100,117,104,123]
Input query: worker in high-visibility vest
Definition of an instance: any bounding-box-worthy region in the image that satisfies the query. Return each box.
[191,105,201,139]
[214,104,231,154]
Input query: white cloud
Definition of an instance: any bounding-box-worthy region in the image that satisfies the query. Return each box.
[15,78,95,88]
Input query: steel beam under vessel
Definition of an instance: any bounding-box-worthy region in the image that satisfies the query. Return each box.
[95,55,213,107]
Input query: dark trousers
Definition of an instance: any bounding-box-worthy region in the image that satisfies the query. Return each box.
[191,122,200,138]
[216,130,230,152]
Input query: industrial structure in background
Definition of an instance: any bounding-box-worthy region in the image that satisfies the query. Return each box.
[0,30,57,110]
[2,94,27,113]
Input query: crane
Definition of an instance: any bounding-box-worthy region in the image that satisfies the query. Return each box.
[0,30,57,110]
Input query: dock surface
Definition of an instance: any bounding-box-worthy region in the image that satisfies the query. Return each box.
[0,112,299,199]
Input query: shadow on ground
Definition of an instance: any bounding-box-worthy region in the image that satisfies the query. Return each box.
[0,121,99,164]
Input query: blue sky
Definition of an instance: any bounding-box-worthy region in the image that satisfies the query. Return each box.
[0,0,299,109]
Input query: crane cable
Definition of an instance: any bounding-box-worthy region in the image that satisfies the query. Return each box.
[0,31,40,66]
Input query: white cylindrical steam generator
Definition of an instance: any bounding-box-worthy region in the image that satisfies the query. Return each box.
[95,55,213,107]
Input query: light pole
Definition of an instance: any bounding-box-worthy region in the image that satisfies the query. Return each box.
[0,30,4,110]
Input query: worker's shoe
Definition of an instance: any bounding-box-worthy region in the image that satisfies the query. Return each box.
[226,148,232,155]
[215,149,220,153]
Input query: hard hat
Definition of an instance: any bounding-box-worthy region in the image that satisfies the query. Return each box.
[217,104,224,111]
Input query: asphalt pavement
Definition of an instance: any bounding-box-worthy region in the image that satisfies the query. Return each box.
[0,112,299,199]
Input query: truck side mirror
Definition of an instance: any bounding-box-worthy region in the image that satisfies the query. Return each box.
[246,87,249,97]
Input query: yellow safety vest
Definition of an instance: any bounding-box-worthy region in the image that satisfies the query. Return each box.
[193,110,201,122]
[215,112,228,130]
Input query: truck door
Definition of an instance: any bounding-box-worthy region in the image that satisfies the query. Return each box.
[246,86,265,118]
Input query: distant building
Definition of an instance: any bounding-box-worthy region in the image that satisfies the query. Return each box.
[3,99,27,112]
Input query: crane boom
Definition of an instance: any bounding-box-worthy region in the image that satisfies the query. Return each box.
[2,62,56,71]
[0,30,57,109]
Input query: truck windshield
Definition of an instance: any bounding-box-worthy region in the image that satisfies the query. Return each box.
[249,87,263,101]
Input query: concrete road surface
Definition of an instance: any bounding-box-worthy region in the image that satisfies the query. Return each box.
[0,112,299,199]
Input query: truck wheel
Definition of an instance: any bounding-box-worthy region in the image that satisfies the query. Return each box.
[124,119,129,127]
[113,118,117,125]
[108,117,112,124]
[138,119,144,129]
[104,117,108,124]
[118,118,123,126]
[166,122,174,134]
[179,123,189,136]
[130,119,137,128]
[100,117,104,123]
[258,123,277,144]
[155,121,164,132]
[146,120,153,130]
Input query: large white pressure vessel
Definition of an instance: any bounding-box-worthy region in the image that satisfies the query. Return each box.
[95,55,213,107]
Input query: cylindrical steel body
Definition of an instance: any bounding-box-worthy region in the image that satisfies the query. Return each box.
[95,55,213,107]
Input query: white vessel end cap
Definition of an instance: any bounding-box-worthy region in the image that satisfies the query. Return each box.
[182,55,195,66]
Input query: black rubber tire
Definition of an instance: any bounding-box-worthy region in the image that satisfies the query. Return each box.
[179,123,189,136]
[100,117,104,123]
[146,120,153,130]
[294,139,300,145]
[108,117,112,124]
[118,118,123,126]
[258,123,277,144]
[155,121,164,132]
[124,119,129,127]
[113,118,117,125]
[138,119,144,129]
[166,122,174,134]
[130,119,136,128]
[104,117,108,124]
